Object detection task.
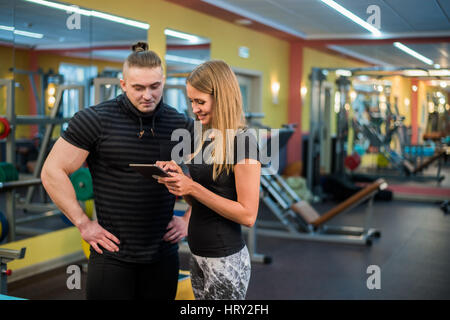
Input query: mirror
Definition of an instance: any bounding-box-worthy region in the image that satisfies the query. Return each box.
[164,28,210,117]
[91,13,147,104]
[0,0,148,242]
[0,0,16,163]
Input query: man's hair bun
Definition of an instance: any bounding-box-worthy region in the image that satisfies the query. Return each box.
[125,41,161,70]
[132,42,149,53]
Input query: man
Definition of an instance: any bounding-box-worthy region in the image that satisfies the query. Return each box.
[41,42,192,300]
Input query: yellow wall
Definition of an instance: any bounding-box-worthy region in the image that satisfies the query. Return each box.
[0,46,14,116]
[0,47,33,138]
[301,47,369,132]
[386,75,412,126]
[68,0,290,129]
[383,76,436,141]
[417,80,428,140]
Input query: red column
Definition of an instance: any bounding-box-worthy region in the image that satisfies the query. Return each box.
[287,41,303,164]
[410,79,418,144]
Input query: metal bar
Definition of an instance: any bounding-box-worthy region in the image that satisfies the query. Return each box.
[351,171,444,182]
[28,73,42,120]
[0,178,42,190]
[15,226,52,236]
[261,196,298,233]
[15,116,73,125]
[1,79,16,242]
[245,225,268,263]
[307,68,320,193]
[5,190,15,242]
[256,220,285,228]
[261,177,290,210]
[16,203,58,212]
[2,79,15,165]
[0,179,41,191]
[256,228,368,245]
[94,78,120,105]
[16,210,62,224]
[321,225,367,235]
[0,248,26,261]
[264,175,293,205]
[25,85,84,204]
[364,196,375,233]
[241,226,271,264]
[274,174,302,202]
[0,262,7,294]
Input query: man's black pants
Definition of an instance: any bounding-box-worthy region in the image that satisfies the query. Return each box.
[86,251,179,300]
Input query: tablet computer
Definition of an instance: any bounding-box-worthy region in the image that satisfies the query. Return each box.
[129,164,170,179]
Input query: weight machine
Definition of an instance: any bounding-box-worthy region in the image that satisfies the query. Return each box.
[257,167,385,246]
[306,67,446,198]
[252,125,384,249]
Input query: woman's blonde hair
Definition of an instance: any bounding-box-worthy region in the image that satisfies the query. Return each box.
[187,60,246,180]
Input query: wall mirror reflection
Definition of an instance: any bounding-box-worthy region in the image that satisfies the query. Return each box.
[164,28,210,117]
[0,0,147,242]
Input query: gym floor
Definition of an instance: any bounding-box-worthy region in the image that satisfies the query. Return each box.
[5,163,450,300]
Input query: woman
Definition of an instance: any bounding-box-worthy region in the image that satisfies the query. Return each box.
[157,60,261,300]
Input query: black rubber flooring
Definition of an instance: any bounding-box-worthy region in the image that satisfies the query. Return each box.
[247,200,450,299]
[5,197,449,300]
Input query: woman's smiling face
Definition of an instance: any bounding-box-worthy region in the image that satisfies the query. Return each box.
[186,83,214,125]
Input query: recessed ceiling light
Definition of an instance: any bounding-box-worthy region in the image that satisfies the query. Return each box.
[402,69,428,77]
[429,69,450,77]
[235,19,252,26]
[164,29,200,43]
[393,42,433,66]
[0,24,44,39]
[320,0,381,37]
[165,54,204,65]
[25,0,149,30]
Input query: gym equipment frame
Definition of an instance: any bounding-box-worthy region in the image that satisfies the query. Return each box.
[0,247,26,295]
[257,167,386,246]
[1,78,85,240]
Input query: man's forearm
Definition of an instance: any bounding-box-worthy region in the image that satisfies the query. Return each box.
[41,167,88,228]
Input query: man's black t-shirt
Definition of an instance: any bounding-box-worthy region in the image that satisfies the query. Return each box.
[62,94,194,263]
[187,129,259,258]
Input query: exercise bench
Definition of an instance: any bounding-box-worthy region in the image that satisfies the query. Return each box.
[257,168,386,246]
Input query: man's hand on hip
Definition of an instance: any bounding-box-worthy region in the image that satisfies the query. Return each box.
[78,220,120,254]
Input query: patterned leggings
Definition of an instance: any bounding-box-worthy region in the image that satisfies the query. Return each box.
[189,246,251,300]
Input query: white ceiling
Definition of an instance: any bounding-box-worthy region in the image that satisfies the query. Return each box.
[0,0,448,69]
[203,0,450,38]
[201,0,450,68]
